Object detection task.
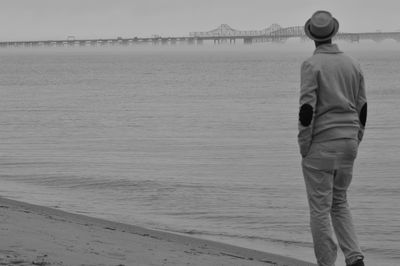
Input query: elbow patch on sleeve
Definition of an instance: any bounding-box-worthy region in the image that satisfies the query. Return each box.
[360,103,367,127]
[299,104,313,127]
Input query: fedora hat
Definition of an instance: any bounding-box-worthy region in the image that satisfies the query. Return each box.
[304,10,339,41]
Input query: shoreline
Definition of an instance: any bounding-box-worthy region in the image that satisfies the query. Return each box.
[0,196,316,266]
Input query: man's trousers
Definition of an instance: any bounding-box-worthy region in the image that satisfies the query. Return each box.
[302,139,364,266]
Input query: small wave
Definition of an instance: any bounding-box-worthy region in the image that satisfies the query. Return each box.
[362,247,400,259]
[166,228,313,248]
[5,174,166,191]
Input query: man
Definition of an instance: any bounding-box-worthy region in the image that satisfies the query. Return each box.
[298,11,367,266]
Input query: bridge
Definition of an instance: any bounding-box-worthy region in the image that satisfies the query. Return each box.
[190,24,400,44]
[1,24,400,48]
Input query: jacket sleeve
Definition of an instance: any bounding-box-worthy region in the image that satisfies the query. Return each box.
[298,61,318,157]
[356,69,367,143]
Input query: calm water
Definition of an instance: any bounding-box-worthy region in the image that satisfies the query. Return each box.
[0,43,399,265]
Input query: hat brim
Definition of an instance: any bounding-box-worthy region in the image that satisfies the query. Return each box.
[304,17,339,42]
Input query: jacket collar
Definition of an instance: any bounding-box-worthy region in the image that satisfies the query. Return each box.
[313,43,342,55]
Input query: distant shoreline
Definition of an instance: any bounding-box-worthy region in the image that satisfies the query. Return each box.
[1,28,400,48]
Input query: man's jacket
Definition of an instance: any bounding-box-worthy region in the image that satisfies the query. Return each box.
[298,44,367,157]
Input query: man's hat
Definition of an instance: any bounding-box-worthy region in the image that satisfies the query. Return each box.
[304,10,339,41]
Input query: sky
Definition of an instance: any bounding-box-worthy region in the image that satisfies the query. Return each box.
[0,0,399,41]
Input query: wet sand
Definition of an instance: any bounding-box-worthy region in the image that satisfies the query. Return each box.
[0,196,316,266]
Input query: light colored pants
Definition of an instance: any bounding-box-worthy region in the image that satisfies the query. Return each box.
[302,139,364,266]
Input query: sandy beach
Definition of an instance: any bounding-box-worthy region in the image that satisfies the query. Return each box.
[0,197,316,266]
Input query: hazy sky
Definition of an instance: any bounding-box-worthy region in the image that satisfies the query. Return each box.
[1,0,399,41]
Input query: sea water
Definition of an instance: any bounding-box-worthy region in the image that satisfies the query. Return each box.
[0,42,399,266]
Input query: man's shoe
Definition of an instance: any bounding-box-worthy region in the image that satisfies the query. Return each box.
[349,259,365,266]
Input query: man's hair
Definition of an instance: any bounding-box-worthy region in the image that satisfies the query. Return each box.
[315,39,332,47]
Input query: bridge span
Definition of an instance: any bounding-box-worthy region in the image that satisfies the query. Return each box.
[190,24,400,44]
[1,24,399,48]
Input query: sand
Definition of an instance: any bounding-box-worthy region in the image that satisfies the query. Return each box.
[0,197,316,266]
